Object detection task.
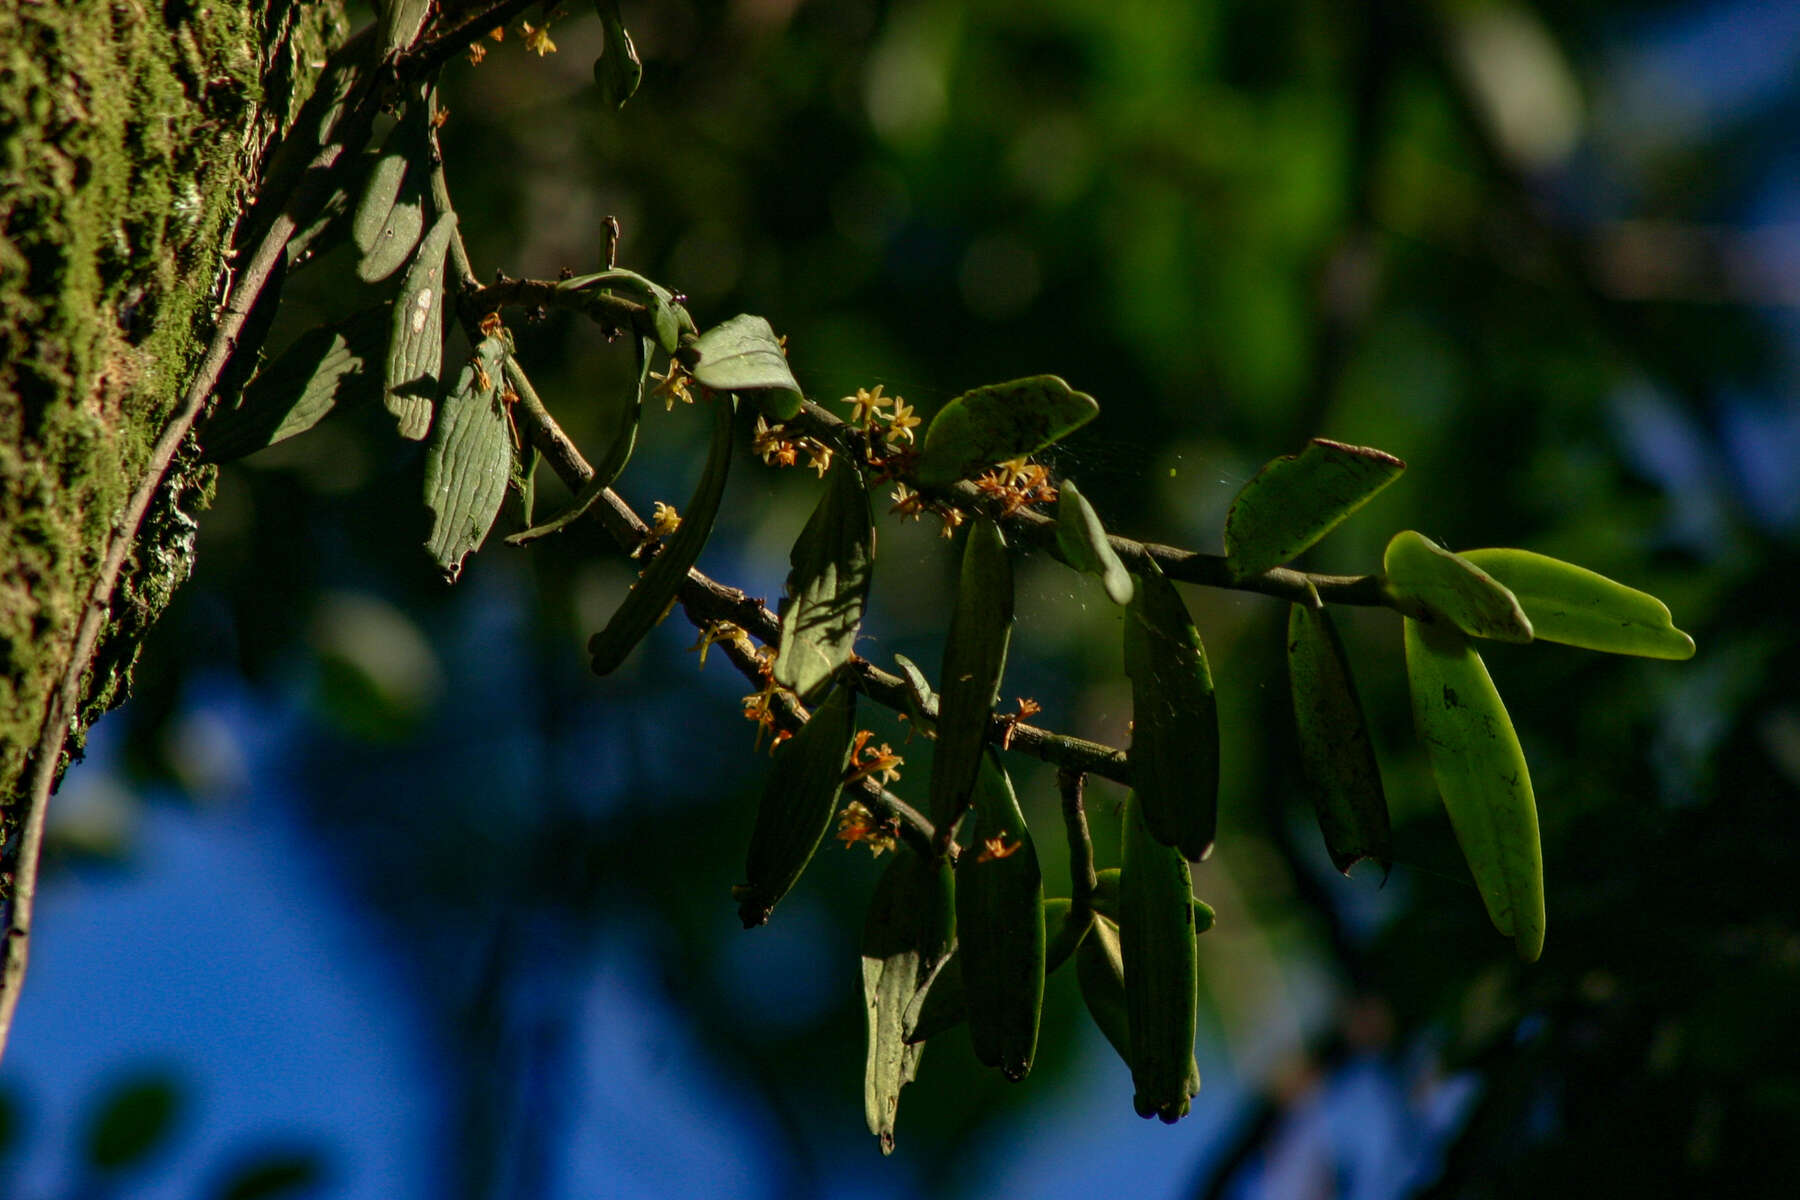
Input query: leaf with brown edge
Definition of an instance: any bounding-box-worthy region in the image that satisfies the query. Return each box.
[1224,439,1405,579]
[916,375,1098,488]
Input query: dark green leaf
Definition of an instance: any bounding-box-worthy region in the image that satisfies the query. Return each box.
[955,752,1045,1080]
[1123,562,1219,861]
[686,314,802,417]
[1224,439,1405,579]
[904,897,1085,1047]
[423,337,512,582]
[560,269,686,353]
[774,463,875,700]
[1288,603,1391,877]
[1383,530,1533,643]
[383,211,458,441]
[1077,914,1131,1065]
[1461,548,1696,660]
[916,375,1099,488]
[1053,478,1133,605]
[1121,792,1201,1123]
[735,683,856,927]
[588,397,735,674]
[203,306,388,462]
[927,518,1013,831]
[862,848,954,1155]
[83,1073,183,1172]
[506,338,649,546]
[1404,618,1546,962]
[1042,896,1089,973]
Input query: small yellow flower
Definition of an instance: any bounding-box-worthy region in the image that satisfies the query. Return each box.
[467,42,487,65]
[806,441,833,478]
[522,22,557,56]
[889,483,924,520]
[836,801,900,857]
[651,501,681,536]
[687,621,744,668]
[937,507,964,538]
[886,400,921,445]
[976,832,1023,863]
[843,385,891,428]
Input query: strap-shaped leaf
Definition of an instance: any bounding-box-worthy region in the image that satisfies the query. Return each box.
[593,0,644,110]
[927,518,1013,831]
[203,305,388,461]
[423,337,512,582]
[378,0,432,58]
[955,752,1045,1081]
[352,101,430,284]
[588,397,735,674]
[917,375,1098,488]
[1461,548,1696,661]
[1120,792,1201,1123]
[1123,563,1220,862]
[862,848,954,1155]
[1077,913,1131,1065]
[1224,439,1405,579]
[1403,618,1546,962]
[1054,478,1133,605]
[384,211,458,441]
[684,314,802,418]
[735,683,857,927]
[1288,603,1391,877]
[774,463,875,701]
[1383,529,1533,643]
[506,337,651,546]
[902,898,1085,1047]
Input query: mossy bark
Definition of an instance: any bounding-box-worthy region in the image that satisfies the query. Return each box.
[0,1,348,869]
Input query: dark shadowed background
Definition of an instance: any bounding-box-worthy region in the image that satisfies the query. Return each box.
[4,1,1799,1197]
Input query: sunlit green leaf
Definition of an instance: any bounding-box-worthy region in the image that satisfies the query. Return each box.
[1224,439,1405,578]
[1054,478,1133,605]
[1288,603,1391,876]
[686,314,802,417]
[955,751,1045,1081]
[1383,529,1533,643]
[774,463,875,700]
[927,519,1013,831]
[1123,562,1219,861]
[735,683,856,927]
[352,97,430,283]
[863,848,954,1155]
[594,0,643,110]
[1403,618,1546,962]
[916,375,1098,488]
[423,337,512,582]
[1461,548,1696,660]
[384,211,458,441]
[891,652,938,734]
[589,397,735,674]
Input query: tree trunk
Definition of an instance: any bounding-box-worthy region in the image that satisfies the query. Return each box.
[0,0,348,976]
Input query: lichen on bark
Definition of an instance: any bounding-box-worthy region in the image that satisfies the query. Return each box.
[0,1,348,866]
